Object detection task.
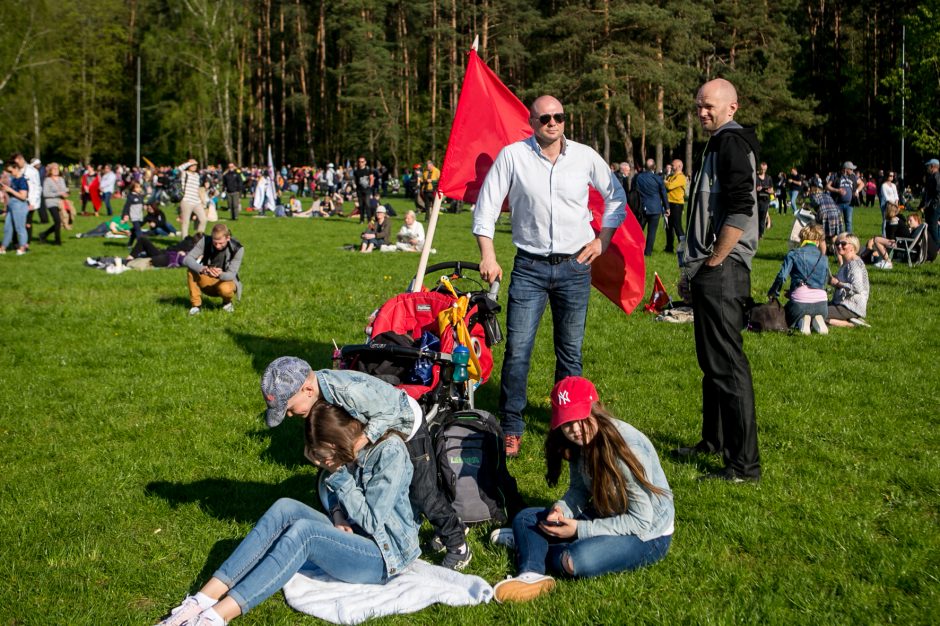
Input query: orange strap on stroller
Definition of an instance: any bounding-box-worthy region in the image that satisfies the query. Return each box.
[436,277,484,383]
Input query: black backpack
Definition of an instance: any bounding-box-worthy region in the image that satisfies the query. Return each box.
[431,409,524,525]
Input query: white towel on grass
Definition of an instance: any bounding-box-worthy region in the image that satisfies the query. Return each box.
[282,559,493,624]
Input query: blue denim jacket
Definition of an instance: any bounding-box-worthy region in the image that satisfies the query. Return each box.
[316,370,415,443]
[322,436,420,576]
[555,419,675,542]
[768,243,828,297]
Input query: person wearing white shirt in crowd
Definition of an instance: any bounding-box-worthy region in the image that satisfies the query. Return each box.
[472,94,627,457]
[395,210,425,251]
[252,171,276,215]
[879,171,899,223]
[99,164,117,216]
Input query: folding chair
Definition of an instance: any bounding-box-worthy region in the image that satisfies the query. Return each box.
[891,224,928,267]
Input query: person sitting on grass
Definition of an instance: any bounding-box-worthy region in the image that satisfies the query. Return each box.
[182,223,244,316]
[395,210,426,252]
[827,232,870,328]
[155,404,419,626]
[491,376,673,604]
[359,205,391,253]
[261,357,472,570]
[767,224,830,335]
[143,202,178,236]
[75,215,132,239]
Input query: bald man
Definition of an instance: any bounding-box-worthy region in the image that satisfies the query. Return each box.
[472,94,627,456]
[673,78,762,483]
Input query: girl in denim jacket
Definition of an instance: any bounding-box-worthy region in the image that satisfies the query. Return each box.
[156,404,419,626]
[768,224,830,334]
[492,376,674,603]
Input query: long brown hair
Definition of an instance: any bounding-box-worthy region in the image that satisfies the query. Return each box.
[545,403,668,517]
[304,402,403,466]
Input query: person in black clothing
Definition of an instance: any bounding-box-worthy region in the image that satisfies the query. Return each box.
[126,234,199,268]
[922,158,940,244]
[756,162,773,239]
[353,156,374,224]
[143,202,178,236]
[222,163,244,220]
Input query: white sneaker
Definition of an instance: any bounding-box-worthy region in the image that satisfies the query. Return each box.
[489,527,515,550]
[155,596,203,626]
[874,259,893,270]
[849,317,871,327]
[222,303,235,313]
[493,572,556,603]
[811,315,829,335]
[798,315,811,335]
[16,248,26,256]
[189,306,201,316]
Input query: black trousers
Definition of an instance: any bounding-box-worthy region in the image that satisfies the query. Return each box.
[690,259,761,479]
[130,236,170,267]
[757,197,770,238]
[665,202,685,251]
[357,189,373,223]
[405,418,466,549]
[38,204,62,244]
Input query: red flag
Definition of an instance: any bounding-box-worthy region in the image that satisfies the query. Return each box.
[588,189,647,314]
[441,47,645,315]
[438,50,531,203]
[643,272,672,313]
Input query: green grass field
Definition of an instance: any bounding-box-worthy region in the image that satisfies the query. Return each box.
[1,194,937,624]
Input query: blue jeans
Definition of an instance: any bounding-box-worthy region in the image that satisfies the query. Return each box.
[643,213,661,256]
[839,202,853,234]
[788,190,799,214]
[513,507,671,578]
[2,199,29,249]
[213,498,387,615]
[102,192,113,216]
[499,253,593,436]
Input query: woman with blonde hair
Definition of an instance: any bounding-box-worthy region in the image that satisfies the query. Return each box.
[828,232,870,327]
[768,223,830,334]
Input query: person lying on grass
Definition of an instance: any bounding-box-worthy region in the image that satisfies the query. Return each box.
[261,356,472,570]
[491,376,674,603]
[74,215,132,239]
[155,404,419,626]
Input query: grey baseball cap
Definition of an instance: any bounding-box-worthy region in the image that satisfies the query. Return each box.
[261,356,312,427]
[842,161,857,170]
[925,158,940,167]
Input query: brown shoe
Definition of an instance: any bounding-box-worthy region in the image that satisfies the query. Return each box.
[494,573,555,603]
[505,434,521,458]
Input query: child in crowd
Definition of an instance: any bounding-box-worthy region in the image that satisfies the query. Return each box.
[122,182,146,247]
[491,376,673,603]
[156,403,419,626]
[767,224,830,335]
[261,357,472,569]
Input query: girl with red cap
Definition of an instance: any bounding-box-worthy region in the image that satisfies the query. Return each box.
[492,376,674,603]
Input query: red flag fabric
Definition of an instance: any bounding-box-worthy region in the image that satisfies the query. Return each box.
[644,272,672,313]
[588,188,647,314]
[440,47,645,315]
[438,50,531,203]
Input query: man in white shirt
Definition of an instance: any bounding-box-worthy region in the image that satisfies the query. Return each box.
[15,155,42,243]
[99,164,117,216]
[472,94,627,456]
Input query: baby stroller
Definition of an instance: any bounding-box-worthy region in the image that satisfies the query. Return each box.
[336,261,502,423]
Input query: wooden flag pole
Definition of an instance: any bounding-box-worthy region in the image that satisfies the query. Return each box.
[411,191,443,292]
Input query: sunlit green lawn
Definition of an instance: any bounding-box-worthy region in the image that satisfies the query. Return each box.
[0,194,937,624]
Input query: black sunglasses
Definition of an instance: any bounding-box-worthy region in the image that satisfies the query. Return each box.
[535,113,566,125]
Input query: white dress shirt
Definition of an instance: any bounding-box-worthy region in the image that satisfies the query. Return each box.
[881,181,898,204]
[472,135,626,255]
[100,171,117,194]
[24,164,41,210]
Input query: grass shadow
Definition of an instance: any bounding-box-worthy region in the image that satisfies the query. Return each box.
[246,417,308,470]
[227,331,335,373]
[145,474,320,524]
[157,295,193,310]
[190,539,242,593]
[648,432,724,473]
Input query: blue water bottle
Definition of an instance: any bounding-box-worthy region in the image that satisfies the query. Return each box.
[452,344,470,382]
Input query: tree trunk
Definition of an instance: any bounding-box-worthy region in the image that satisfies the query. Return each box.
[296,0,315,164]
[32,83,40,159]
[655,38,664,171]
[685,109,694,181]
[430,1,439,159]
[613,108,633,166]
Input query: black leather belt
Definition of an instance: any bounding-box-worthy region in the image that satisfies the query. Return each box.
[517,247,585,265]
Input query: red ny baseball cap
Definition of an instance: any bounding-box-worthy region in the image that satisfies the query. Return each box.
[550,376,599,430]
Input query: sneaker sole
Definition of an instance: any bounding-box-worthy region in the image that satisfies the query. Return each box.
[494,577,556,603]
[442,550,472,571]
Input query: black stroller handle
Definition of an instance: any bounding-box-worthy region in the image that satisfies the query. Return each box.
[410,260,501,300]
[340,343,451,363]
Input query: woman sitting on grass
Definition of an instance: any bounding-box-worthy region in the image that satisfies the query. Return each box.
[767,224,831,335]
[491,376,673,604]
[828,232,870,328]
[156,403,419,626]
[359,205,391,253]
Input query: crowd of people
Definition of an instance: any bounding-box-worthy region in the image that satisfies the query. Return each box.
[2,77,938,626]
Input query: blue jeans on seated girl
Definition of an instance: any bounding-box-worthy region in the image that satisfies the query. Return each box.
[212,497,387,615]
[784,299,828,327]
[512,506,671,579]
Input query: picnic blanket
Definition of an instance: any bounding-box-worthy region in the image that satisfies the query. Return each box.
[282,559,493,624]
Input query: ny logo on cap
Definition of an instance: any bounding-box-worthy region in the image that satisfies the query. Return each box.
[556,390,570,405]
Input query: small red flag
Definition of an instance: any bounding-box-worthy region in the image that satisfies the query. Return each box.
[643,272,672,313]
[440,47,645,315]
[438,50,531,204]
